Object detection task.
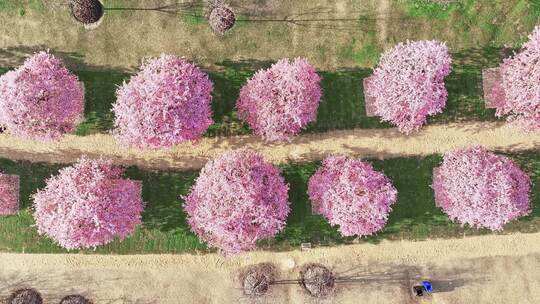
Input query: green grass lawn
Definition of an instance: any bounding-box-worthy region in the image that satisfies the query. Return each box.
[1,151,539,254]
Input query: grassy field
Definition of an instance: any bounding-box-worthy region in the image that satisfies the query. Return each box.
[0,151,538,254]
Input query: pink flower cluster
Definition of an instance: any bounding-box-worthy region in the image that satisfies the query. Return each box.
[495,26,540,130]
[365,40,452,133]
[184,149,290,255]
[33,157,144,249]
[0,51,85,140]
[307,156,398,237]
[432,146,531,231]
[237,58,322,142]
[0,173,20,215]
[112,55,214,149]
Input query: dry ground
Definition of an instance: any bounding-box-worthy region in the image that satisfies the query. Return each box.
[0,121,538,170]
[0,232,539,304]
[0,0,388,70]
[0,0,532,71]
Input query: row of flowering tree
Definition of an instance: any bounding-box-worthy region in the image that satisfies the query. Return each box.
[181,146,531,255]
[1,26,539,145]
[0,52,322,146]
[1,146,530,254]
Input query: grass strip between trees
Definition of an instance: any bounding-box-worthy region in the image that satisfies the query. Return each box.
[0,46,503,138]
[0,151,538,254]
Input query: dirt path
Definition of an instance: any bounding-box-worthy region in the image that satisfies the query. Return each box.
[1,232,539,303]
[0,122,538,170]
[375,0,391,45]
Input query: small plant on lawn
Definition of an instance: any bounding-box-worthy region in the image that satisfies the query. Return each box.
[365,40,452,133]
[433,146,531,231]
[237,58,322,142]
[184,149,290,255]
[0,172,19,215]
[33,157,144,249]
[0,51,85,141]
[112,54,214,149]
[494,26,540,131]
[308,156,398,237]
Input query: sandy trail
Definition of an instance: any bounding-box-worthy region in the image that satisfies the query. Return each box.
[376,0,390,45]
[0,232,539,303]
[0,122,538,170]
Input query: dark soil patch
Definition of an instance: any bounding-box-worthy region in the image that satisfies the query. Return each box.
[299,263,335,298]
[69,0,104,25]
[239,263,277,297]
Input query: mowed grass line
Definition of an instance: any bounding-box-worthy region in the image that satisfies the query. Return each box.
[0,151,539,254]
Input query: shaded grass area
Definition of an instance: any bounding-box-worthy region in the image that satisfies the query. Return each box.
[15,45,502,137]
[1,151,539,254]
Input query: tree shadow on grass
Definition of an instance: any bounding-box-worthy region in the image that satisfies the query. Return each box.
[265,162,351,250]
[207,59,382,137]
[0,150,540,253]
[429,47,507,125]
[123,166,198,233]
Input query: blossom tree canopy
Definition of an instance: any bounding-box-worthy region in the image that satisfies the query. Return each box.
[307,156,398,237]
[0,51,85,140]
[0,172,19,215]
[433,146,531,231]
[112,55,214,149]
[184,149,290,255]
[496,26,540,130]
[237,58,322,142]
[365,40,452,133]
[33,157,144,249]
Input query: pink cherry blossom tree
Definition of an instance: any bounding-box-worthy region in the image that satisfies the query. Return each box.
[0,173,20,216]
[365,40,452,133]
[432,146,531,231]
[112,55,214,149]
[494,26,540,130]
[237,58,322,142]
[33,157,144,249]
[184,149,290,255]
[307,156,398,237]
[0,51,85,140]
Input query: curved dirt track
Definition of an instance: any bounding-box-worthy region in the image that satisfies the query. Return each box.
[0,122,539,170]
[0,232,539,304]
